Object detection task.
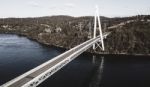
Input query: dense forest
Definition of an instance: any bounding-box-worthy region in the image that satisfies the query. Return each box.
[0,15,150,55]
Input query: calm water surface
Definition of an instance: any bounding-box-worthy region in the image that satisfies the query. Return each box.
[0,34,150,87]
[0,34,98,87]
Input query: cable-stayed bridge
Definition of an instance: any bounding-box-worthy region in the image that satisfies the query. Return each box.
[1,7,110,87]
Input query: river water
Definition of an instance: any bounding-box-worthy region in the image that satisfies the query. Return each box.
[0,34,150,87]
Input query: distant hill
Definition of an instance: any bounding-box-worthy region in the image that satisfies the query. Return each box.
[0,15,150,55]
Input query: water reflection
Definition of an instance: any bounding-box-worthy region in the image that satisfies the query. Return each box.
[99,56,104,87]
[92,55,96,64]
[90,55,104,87]
[2,34,149,87]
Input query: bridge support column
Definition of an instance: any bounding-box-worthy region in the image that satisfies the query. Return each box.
[93,6,104,51]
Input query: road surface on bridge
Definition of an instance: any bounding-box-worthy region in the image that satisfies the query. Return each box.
[1,32,110,87]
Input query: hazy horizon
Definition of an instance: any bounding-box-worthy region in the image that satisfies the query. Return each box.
[0,0,150,18]
[1,14,150,19]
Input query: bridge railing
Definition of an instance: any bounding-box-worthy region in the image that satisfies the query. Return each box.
[22,36,102,87]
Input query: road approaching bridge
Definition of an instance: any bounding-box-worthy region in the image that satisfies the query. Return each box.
[1,32,110,87]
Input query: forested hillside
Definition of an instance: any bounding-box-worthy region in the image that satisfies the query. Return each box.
[0,15,150,55]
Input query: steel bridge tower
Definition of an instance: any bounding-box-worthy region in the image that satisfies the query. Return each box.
[93,6,105,51]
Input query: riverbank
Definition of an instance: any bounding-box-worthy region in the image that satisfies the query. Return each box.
[1,32,150,56]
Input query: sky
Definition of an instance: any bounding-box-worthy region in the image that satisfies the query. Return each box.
[0,0,150,18]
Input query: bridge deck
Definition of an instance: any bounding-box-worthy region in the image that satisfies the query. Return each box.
[1,32,110,87]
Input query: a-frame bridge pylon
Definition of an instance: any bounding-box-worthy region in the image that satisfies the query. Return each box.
[93,6,105,51]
